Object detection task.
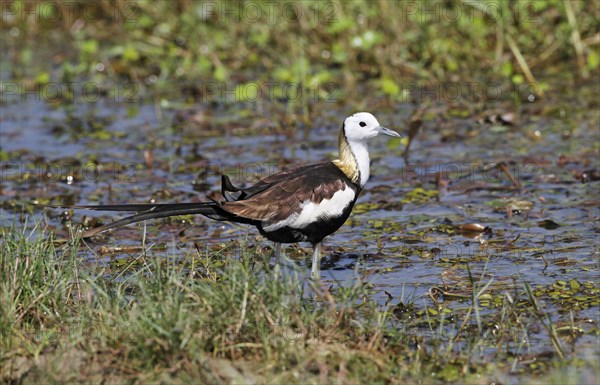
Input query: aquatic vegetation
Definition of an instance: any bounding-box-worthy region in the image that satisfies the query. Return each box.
[1,1,599,383]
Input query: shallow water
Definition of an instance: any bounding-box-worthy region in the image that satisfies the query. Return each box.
[1,88,599,364]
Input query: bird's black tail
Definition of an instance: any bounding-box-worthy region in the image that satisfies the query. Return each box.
[51,202,229,239]
[49,174,267,241]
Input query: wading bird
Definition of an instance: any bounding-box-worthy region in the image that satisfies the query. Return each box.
[59,112,401,278]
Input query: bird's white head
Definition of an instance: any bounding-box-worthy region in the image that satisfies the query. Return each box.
[343,112,401,142]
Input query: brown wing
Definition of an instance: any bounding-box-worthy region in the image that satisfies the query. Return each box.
[222,162,353,222]
[221,162,326,201]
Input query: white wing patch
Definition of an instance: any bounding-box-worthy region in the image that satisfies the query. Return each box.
[262,185,355,232]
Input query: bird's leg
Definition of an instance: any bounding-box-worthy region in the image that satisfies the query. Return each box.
[273,242,282,277]
[310,242,322,279]
[274,242,282,264]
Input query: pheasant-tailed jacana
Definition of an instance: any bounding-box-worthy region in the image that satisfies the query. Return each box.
[57,112,401,278]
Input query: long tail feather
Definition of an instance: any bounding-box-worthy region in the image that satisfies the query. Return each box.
[221,175,244,201]
[48,170,269,241]
[49,202,227,239]
[80,204,222,238]
[48,202,216,212]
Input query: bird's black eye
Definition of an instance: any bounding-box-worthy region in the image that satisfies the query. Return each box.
[359,121,366,127]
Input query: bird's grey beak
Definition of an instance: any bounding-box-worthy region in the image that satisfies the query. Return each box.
[376,125,401,138]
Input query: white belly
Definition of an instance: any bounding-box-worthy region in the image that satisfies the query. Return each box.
[262,186,355,232]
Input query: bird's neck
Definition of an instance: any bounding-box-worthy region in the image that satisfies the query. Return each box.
[333,129,370,187]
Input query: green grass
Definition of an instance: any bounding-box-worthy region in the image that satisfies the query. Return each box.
[2,0,598,109]
[1,1,598,383]
[1,220,598,383]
